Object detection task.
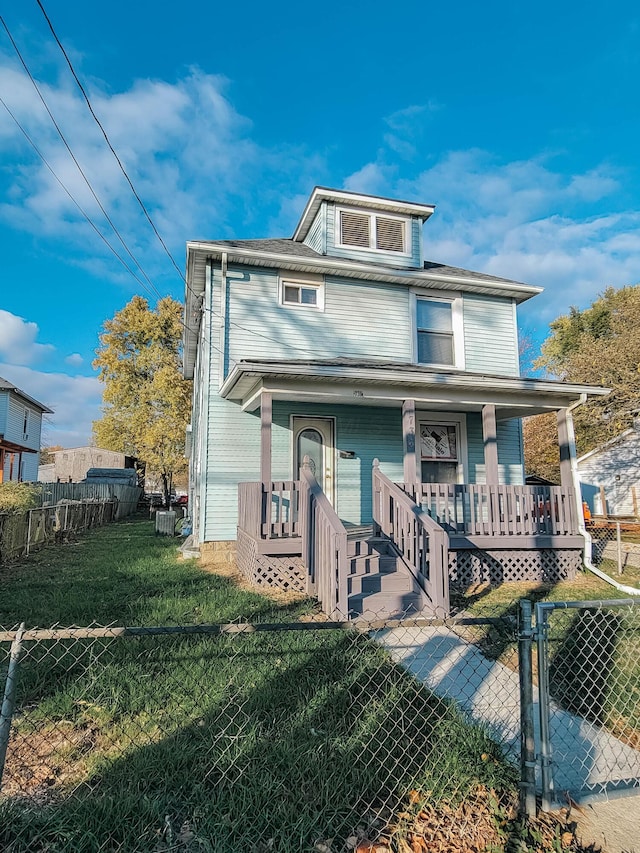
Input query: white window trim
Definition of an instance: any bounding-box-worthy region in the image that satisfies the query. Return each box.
[417,413,468,484]
[411,290,465,370]
[334,205,412,257]
[278,274,325,311]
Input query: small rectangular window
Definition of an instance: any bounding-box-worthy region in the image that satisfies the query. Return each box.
[417,299,454,365]
[281,278,323,309]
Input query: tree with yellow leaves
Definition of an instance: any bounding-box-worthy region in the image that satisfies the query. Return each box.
[93,296,192,507]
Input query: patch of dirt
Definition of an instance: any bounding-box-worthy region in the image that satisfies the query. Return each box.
[346,788,602,853]
[2,719,97,802]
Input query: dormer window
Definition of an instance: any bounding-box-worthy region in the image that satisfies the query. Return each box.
[337,207,409,255]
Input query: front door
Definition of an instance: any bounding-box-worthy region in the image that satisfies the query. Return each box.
[292,417,335,505]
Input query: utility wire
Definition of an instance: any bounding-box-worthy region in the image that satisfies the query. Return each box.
[35,0,187,286]
[0,93,158,299]
[0,13,163,300]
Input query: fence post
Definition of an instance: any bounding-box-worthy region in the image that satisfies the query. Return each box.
[536,602,554,811]
[25,510,32,556]
[518,599,536,819]
[0,622,25,793]
[616,521,623,575]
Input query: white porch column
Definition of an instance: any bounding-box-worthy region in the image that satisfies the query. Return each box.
[402,398,418,484]
[482,404,499,484]
[260,391,272,486]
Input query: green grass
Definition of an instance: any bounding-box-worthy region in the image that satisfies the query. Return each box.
[0,515,311,628]
[0,517,529,852]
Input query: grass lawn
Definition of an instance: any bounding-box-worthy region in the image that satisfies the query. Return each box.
[2,516,569,853]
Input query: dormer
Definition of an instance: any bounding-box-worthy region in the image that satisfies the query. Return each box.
[292,187,435,269]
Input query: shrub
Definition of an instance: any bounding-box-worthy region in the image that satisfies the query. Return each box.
[0,482,41,513]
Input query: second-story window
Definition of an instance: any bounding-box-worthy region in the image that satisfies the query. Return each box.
[22,408,29,438]
[416,298,456,366]
[337,208,409,254]
[280,276,325,310]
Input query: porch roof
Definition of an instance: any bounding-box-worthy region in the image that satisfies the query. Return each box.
[220,358,609,419]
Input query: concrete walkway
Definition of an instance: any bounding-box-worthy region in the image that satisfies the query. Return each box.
[378,625,640,801]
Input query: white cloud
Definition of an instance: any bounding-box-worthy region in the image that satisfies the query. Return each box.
[0,55,320,283]
[0,310,55,365]
[65,353,83,366]
[343,148,638,337]
[0,362,102,448]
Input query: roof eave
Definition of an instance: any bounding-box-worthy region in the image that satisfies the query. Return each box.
[185,241,542,303]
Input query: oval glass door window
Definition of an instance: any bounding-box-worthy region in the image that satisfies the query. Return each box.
[298,428,323,482]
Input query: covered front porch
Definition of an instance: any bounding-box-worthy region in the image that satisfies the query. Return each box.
[225,358,606,618]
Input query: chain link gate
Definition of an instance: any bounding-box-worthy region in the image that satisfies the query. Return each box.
[534,598,640,809]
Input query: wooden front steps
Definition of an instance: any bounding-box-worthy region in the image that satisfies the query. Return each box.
[346,532,427,620]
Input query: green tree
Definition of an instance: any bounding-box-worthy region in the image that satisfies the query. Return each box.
[535,285,640,456]
[93,296,192,507]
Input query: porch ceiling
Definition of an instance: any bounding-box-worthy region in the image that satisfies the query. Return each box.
[220,359,609,419]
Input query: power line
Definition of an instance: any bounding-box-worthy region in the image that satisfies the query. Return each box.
[0,93,159,299]
[0,13,163,300]
[35,0,187,286]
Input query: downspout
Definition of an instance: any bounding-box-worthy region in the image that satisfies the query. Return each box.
[219,252,228,386]
[568,394,640,596]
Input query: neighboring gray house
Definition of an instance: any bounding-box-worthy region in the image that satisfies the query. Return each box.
[38,446,141,484]
[578,427,640,517]
[183,186,607,618]
[0,376,53,483]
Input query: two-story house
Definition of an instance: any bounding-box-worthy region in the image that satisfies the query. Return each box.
[0,376,53,483]
[183,187,607,618]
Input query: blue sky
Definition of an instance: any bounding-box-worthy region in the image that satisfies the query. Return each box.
[0,0,639,446]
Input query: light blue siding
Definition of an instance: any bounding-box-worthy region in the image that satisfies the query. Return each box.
[464,295,519,376]
[0,391,42,482]
[467,413,524,484]
[222,265,412,377]
[303,208,325,253]
[324,203,422,269]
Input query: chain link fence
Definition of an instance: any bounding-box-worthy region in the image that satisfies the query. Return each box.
[535,598,640,808]
[0,616,527,853]
[1,605,639,851]
[588,519,640,584]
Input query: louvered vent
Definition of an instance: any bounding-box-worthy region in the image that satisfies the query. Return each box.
[376,216,405,252]
[340,211,370,247]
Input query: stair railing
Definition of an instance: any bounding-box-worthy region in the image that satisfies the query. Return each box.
[299,457,349,618]
[372,459,450,614]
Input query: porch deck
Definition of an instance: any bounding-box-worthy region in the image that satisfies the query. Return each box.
[236,470,585,618]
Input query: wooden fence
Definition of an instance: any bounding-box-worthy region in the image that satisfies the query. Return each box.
[38,483,141,520]
[0,500,119,563]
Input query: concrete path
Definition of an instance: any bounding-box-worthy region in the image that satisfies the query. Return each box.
[378,625,640,801]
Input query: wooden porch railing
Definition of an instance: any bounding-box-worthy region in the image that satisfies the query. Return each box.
[299,464,349,619]
[373,460,450,614]
[406,483,579,537]
[238,481,302,540]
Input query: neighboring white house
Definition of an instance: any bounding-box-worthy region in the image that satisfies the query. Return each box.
[0,376,53,483]
[578,427,640,516]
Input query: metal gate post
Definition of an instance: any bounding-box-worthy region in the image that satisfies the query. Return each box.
[518,599,536,818]
[0,623,25,792]
[535,602,554,811]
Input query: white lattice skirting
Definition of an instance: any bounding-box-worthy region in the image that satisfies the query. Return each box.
[236,529,307,592]
[449,548,582,588]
